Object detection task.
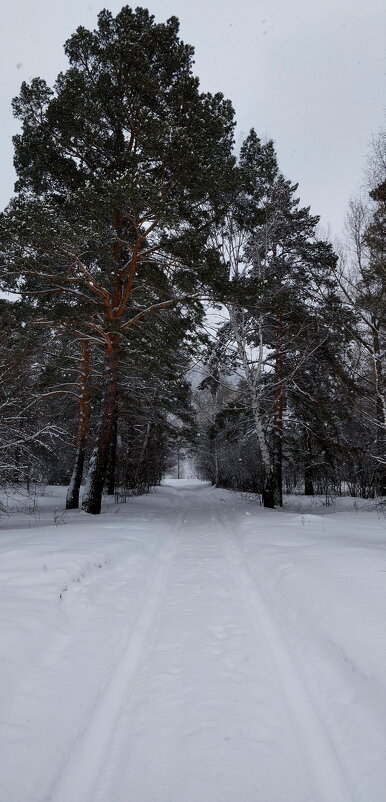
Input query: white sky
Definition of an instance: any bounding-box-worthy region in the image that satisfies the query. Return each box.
[1,0,385,236]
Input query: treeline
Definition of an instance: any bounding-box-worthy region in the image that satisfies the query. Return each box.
[194,131,385,504]
[0,6,385,512]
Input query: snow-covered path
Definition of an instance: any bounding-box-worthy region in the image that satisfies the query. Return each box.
[70,487,348,802]
[1,481,386,801]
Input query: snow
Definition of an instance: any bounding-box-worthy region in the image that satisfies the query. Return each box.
[0,481,385,802]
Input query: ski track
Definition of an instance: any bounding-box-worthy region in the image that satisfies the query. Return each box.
[217,507,352,802]
[48,505,185,802]
[5,481,383,801]
[48,483,353,802]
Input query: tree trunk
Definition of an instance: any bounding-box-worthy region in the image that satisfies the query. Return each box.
[273,436,283,506]
[273,339,284,506]
[262,469,276,508]
[66,340,90,510]
[304,435,314,495]
[105,414,117,496]
[304,467,314,496]
[136,420,152,490]
[177,447,181,479]
[214,442,219,487]
[373,326,386,496]
[82,337,118,514]
[229,307,279,508]
[251,400,278,508]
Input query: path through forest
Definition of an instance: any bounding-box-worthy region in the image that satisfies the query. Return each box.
[1,481,386,802]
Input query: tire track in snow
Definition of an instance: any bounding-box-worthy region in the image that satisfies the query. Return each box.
[217,508,353,802]
[48,507,185,802]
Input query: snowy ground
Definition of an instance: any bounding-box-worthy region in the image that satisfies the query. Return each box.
[0,481,385,802]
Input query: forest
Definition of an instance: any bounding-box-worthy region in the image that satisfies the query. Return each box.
[1,6,386,801]
[0,5,385,514]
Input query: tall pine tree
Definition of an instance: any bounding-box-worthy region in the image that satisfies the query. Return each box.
[2,6,235,513]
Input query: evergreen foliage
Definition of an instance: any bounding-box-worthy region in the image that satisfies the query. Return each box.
[1,5,235,513]
[0,7,384,511]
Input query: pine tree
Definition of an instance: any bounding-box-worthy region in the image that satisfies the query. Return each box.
[363,179,386,494]
[2,6,235,513]
[0,300,63,490]
[336,131,386,497]
[206,130,342,506]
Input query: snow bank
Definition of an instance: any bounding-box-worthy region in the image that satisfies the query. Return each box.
[0,487,171,802]
[233,496,386,801]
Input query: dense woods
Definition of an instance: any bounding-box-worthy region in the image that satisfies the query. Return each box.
[0,6,385,512]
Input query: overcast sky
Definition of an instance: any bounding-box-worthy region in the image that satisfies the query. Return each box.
[1,0,385,236]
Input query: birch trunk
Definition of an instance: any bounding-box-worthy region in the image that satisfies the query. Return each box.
[273,323,284,506]
[229,306,277,507]
[372,325,386,495]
